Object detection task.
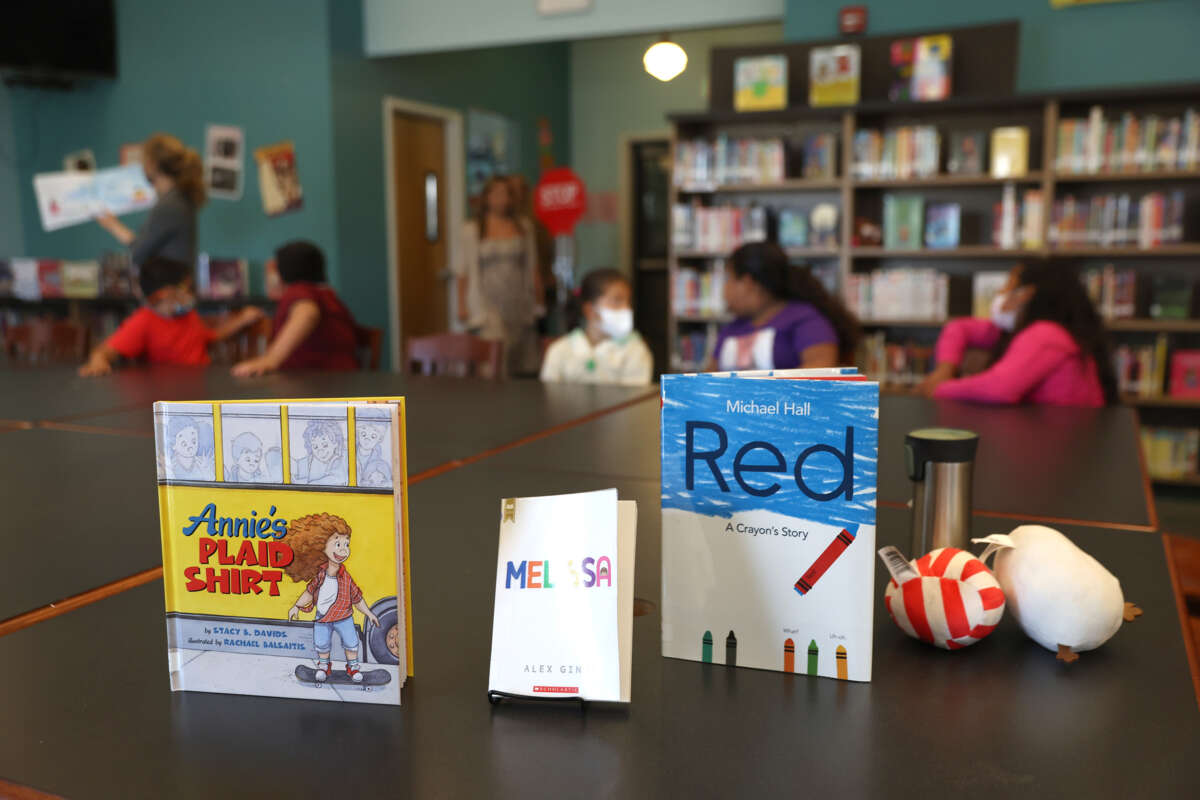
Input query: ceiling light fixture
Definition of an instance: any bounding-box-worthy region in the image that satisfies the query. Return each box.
[643,36,687,82]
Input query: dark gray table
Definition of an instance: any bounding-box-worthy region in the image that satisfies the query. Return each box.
[1,463,1194,798]
[489,391,1155,530]
[0,374,655,624]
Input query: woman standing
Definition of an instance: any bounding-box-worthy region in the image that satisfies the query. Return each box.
[455,176,542,376]
[96,133,205,268]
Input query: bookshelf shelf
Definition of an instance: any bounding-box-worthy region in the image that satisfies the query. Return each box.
[860,319,945,328]
[675,247,839,259]
[853,172,1044,188]
[676,312,733,324]
[1151,474,1200,487]
[1106,319,1200,333]
[851,246,1043,259]
[1048,244,1200,257]
[1122,395,1200,408]
[1052,169,1200,183]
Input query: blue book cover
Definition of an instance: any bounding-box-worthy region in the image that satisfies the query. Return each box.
[660,369,878,681]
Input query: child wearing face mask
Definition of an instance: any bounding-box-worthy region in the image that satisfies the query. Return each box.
[79,256,263,376]
[916,263,1117,406]
[539,268,653,385]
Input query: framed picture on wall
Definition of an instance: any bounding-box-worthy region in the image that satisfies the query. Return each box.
[467,108,521,204]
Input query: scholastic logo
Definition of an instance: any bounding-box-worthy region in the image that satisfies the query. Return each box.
[533,685,579,694]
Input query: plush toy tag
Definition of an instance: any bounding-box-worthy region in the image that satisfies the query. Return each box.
[971,534,1016,565]
[877,546,920,584]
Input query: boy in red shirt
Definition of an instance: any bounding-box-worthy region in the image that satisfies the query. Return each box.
[232,241,359,376]
[78,256,262,376]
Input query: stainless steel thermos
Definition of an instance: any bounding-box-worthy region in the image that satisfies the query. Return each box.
[905,428,980,556]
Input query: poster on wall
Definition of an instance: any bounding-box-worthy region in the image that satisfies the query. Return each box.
[467,109,521,204]
[254,140,303,216]
[205,124,244,201]
[62,149,96,172]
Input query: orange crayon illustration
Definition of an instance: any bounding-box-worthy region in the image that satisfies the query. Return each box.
[836,644,848,679]
[783,638,795,672]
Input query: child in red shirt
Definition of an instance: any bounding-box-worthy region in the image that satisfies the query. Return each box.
[79,256,263,376]
[232,241,359,376]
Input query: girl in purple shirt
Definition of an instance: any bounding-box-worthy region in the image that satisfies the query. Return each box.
[917,263,1117,407]
[713,242,860,371]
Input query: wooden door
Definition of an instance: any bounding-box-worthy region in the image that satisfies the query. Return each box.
[391,112,448,343]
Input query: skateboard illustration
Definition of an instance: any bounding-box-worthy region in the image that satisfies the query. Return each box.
[295,664,391,689]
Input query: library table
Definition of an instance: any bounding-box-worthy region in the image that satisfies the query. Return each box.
[0,462,1195,799]
[0,372,654,624]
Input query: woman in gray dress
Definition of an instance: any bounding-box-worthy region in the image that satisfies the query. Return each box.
[96,133,205,269]
[456,176,542,376]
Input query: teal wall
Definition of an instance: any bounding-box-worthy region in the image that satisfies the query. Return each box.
[0,87,23,256]
[4,0,340,289]
[570,22,783,275]
[784,0,1200,92]
[329,1,571,361]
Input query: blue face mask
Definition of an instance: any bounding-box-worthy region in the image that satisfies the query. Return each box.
[154,297,195,318]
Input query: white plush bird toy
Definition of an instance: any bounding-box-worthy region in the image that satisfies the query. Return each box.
[974,525,1142,662]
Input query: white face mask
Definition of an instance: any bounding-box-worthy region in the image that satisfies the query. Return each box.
[990,292,1018,332]
[596,307,634,340]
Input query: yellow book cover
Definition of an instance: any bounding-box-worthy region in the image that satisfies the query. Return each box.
[990,127,1030,178]
[809,44,860,108]
[734,54,788,112]
[155,397,413,704]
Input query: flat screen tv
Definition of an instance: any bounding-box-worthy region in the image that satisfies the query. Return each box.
[0,1,117,80]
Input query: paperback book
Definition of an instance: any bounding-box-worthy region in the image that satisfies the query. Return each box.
[661,369,879,681]
[156,398,413,704]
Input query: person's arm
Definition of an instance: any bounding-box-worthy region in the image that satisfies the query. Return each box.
[800,342,839,368]
[209,307,266,341]
[231,299,320,377]
[620,337,654,386]
[95,213,135,246]
[288,589,314,619]
[456,222,476,324]
[78,343,120,376]
[79,310,147,376]
[932,323,1075,405]
[354,598,379,627]
[794,313,839,369]
[917,318,1005,396]
[127,200,186,266]
[539,338,565,382]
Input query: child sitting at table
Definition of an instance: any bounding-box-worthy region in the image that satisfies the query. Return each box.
[713,242,860,370]
[916,262,1117,407]
[231,241,359,376]
[539,267,653,385]
[79,256,263,376]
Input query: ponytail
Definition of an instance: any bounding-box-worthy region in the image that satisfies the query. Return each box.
[143,133,207,208]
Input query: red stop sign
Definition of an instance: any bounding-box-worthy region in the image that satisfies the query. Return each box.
[534,167,587,236]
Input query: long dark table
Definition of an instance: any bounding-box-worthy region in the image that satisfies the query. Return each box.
[487,390,1154,530]
[0,371,655,625]
[1,461,1194,798]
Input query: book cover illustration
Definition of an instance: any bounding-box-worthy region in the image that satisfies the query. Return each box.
[911,34,952,101]
[734,54,788,112]
[888,38,915,102]
[488,489,636,702]
[778,208,809,248]
[809,44,860,107]
[661,370,879,682]
[990,127,1029,178]
[884,194,924,250]
[925,203,961,249]
[33,163,155,231]
[61,260,101,299]
[156,399,412,704]
[948,131,985,175]
[255,141,304,217]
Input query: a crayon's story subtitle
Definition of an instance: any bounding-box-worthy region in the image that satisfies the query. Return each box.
[724,522,810,541]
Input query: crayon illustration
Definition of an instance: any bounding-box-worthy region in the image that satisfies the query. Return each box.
[836,645,848,680]
[783,638,795,672]
[725,630,738,666]
[794,525,858,596]
[702,630,713,663]
[807,640,819,675]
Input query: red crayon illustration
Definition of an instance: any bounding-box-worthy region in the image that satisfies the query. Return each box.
[794,525,858,596]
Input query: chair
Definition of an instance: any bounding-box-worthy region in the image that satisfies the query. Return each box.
[406,333,504,379]
[355,325,383,370]
[3,319,89,365]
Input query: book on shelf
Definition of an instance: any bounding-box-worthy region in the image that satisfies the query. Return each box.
[972,271,1010,318]
[1170,351,1200,398]
[37,259,63,299]
[911,34,952,102]
[1082,265,1137,320]
[809,202,839,247]
[672,203,769,253]
[844,268,948,322]
[1055,106,1200,174]
[61,260,100,299]
[924,203,961,249]
[857,332,934,387]
[778,208,809,248]
[947,130,986,175]
[991,187,1043,249]
[888,38,915,102]
[882,193,924,249]
[809,44,860,107]
[802,133,837,179]
[674,136,787,187]
[734,54,788,112]
[675,327,717,368]
[673,265,727,317]
[197,254,250,300]
[1115,334,1169,398]
[852,126,940,180]
[10,258,40,301]
[1140,427,1199,479]
[0,260,11,297]
[1149,276,1193,320]
[990,127,1029,178]
[100,251,134,298]
[1048,191,1185,249]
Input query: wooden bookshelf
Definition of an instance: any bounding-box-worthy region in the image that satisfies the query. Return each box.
[1053,169,1200,183]
[676,312,733,324]
[1048,244,1200,257]
[850,246,1043,259]
[676,247,838,259]
[1106,319,1200,333]
[1152,474,1200,487]
[678,178,842,194]
[1122,395,1200,409]
[853,172,1044,188]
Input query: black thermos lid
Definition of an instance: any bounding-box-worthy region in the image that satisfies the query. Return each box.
[904,428,980,482]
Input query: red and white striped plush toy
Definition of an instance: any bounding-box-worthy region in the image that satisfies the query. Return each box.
[883,547,1006,650]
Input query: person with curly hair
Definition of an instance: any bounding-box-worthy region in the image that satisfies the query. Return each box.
[292,419,348,485]
[285,513,379,683]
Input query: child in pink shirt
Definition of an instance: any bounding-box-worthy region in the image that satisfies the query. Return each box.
[917,263,1116,407]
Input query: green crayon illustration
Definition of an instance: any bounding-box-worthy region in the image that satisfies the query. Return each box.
[701,630,713,663]
[807,639,819,675]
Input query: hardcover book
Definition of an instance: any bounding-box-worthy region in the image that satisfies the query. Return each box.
[883,194,924,250]
[734,55,788,112]
[911,34,952,101]
[156,398,413,704]
[487,489,636,702]
[924,203,961,249]
[809,45,860,107]
[661,368,879,682]
[947,131,985,175]
[990,127,1029,178]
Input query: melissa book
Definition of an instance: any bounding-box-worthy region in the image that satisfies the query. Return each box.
[661,369,878,682]
[155,398,413,704]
